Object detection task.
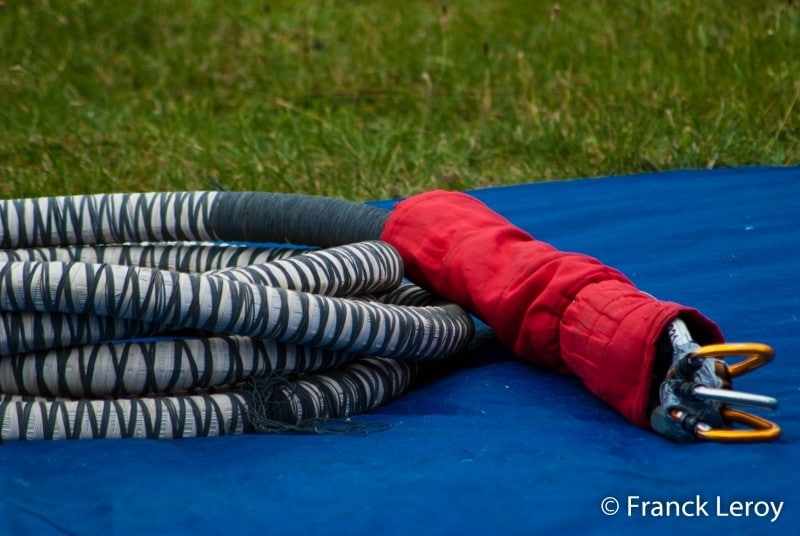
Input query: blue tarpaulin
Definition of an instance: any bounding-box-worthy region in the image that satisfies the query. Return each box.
[1,166,797,535]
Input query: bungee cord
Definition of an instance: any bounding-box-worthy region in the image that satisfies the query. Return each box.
[0,192,475,441]
[0,335,354,398]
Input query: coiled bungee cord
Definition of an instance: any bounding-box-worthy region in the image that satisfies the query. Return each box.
[0,192,474,441]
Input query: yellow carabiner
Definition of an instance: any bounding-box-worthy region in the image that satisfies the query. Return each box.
[680,342,780,442]
[691,342,774,378]
[694,407,781,443]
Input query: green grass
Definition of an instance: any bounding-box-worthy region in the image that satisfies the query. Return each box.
[1,0,798,201]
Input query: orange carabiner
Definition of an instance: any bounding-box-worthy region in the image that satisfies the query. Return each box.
[679,342,780,442]
[691,342,774,378]
[694,407,781,443]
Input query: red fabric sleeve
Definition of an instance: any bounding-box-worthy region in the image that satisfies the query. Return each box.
[380,190,723,427]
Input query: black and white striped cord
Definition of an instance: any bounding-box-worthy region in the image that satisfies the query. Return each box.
[0,192,475,441]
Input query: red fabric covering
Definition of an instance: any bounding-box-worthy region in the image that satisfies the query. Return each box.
[381,190,723,427]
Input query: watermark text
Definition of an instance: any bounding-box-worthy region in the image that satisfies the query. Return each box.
[600,495,783,523]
